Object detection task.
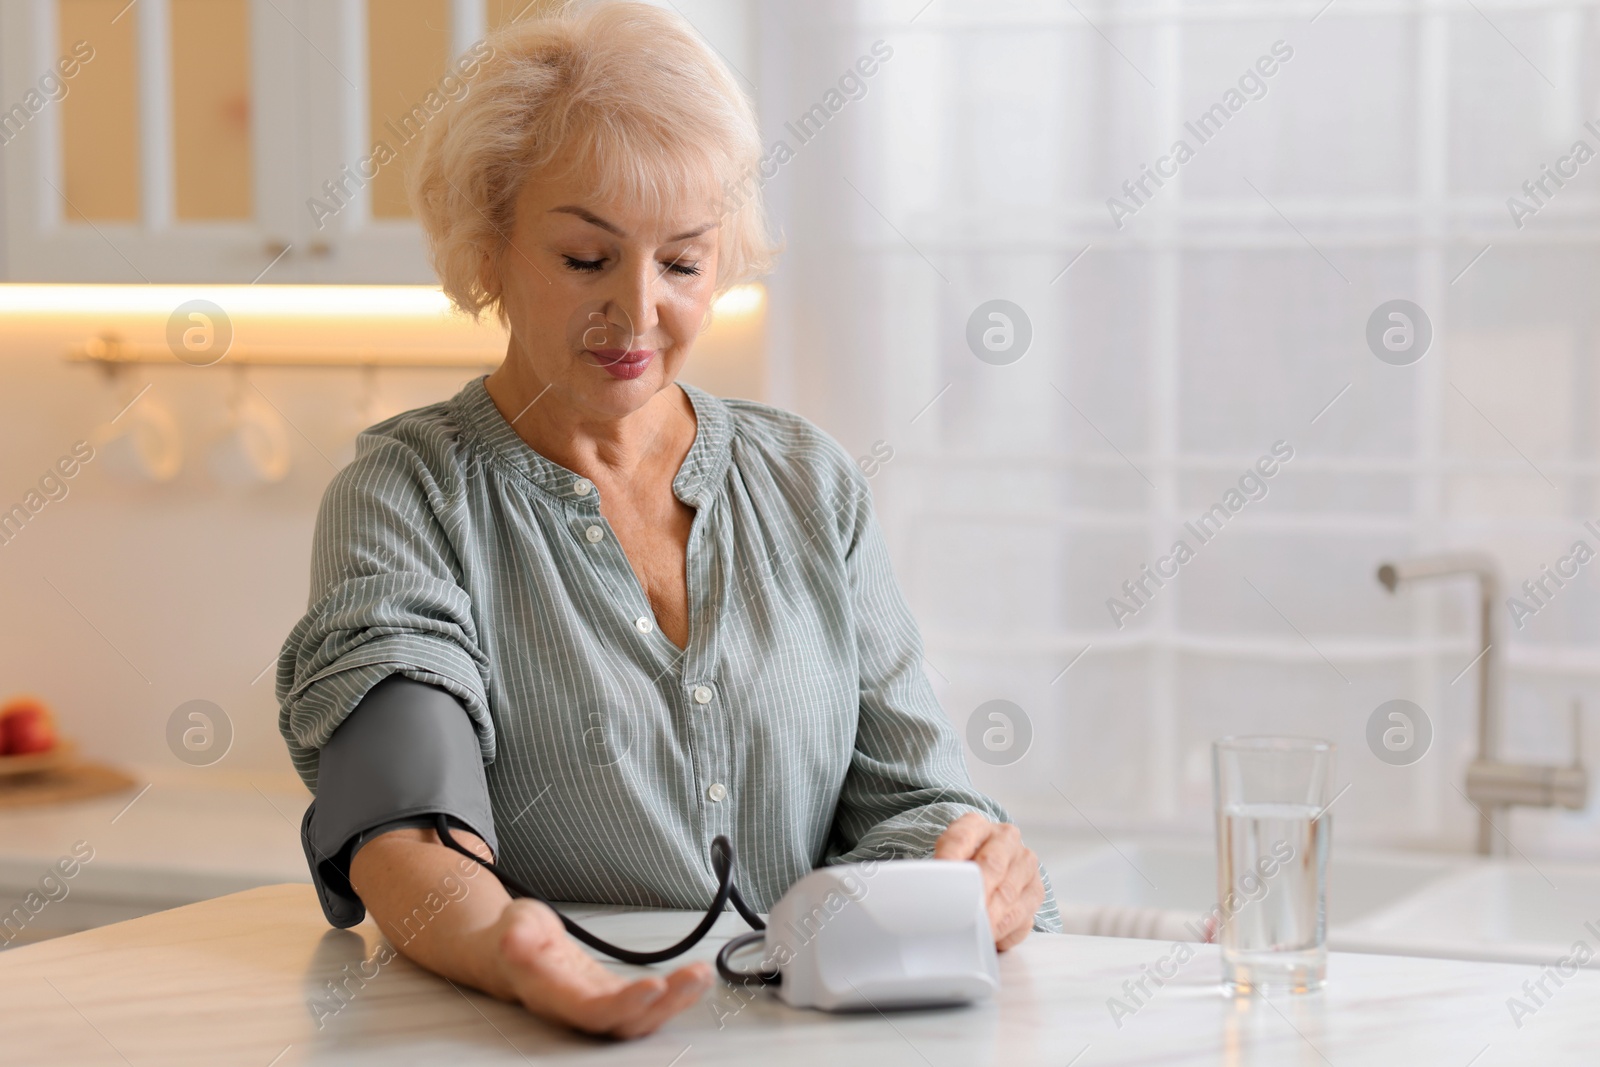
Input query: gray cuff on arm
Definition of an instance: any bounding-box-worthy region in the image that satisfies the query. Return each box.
[301,675,499,928]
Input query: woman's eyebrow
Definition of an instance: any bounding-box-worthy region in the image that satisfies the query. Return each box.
[550,205,623,234]
[667,222,718,242]
[549,205,717,242]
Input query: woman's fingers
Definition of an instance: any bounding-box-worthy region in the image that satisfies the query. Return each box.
[996,844,1044,943]
[609,962,714,1039]
[546,958,711,1038]
[961,821,1043,949]
[996,914,1035,952]
[969,823,1022,908]
[972,821,1020,879]
[934,814,1043,947]
[494,900,712,1038]
[993,848,1044,951]
[939,815,1014,923]
[564,974,669,1035]
[932,812,989,860]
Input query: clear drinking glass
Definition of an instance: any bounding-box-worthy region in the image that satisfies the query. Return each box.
[1212,736,1334,995]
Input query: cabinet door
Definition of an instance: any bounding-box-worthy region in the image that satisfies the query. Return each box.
[0,0,497,283]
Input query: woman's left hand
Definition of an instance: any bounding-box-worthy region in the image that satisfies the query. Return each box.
[933,813,1045,951]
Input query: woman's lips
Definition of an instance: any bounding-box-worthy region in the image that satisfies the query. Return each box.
[586,349,655,381]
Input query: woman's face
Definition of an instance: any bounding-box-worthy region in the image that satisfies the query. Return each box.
[492,151,721,422]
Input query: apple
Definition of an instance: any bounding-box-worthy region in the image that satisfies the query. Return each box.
[0,698,56,757]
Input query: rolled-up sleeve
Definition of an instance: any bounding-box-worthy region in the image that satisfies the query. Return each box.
[823,473,1062,933]
[276,437,495,794]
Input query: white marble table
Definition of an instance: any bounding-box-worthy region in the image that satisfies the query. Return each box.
[1,883,1595,1066]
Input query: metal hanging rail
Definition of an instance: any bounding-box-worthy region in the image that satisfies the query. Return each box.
[65,333,501,369]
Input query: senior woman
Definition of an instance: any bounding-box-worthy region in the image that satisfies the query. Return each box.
[277,0,1059,1040]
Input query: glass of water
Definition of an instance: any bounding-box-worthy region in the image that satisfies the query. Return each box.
[1212,736,1334,995]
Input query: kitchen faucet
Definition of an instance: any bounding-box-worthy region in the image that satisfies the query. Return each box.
[1377,553,1587,856]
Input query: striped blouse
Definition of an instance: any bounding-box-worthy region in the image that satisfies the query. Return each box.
[276,376,1060,931]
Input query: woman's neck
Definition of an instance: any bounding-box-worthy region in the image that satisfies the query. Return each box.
[484,358,695,487]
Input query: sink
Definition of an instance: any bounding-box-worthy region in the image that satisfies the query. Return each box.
[1037,832,1600,968]
[1324,851,1469,930]
[1043,838,1463,928]
[1333,862,1600,967]
[1043,839,1216,915]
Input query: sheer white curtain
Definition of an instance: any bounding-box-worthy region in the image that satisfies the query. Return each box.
[756,0,1600,856]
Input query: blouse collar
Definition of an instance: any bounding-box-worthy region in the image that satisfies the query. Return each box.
[453,376,733,508]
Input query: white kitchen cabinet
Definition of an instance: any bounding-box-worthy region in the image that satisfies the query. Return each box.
[0,0,755,285]
[0,0,496,283]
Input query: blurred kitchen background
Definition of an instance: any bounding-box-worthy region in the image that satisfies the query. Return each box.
[3,0,1600,947]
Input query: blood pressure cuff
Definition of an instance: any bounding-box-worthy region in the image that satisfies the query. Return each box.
[300,674,498,928]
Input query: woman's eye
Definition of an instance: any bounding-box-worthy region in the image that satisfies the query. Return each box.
[561,254,699,276]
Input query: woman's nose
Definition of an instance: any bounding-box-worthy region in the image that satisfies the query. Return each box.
[604,257,660,345]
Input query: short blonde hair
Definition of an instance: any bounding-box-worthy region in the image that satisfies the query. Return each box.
[409,0,778,324]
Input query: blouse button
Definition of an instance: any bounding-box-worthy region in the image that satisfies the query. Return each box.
[573,478,593,496]
[693,685,713,705]
[634,616,653,634]
[584,525,604,543]
[706,783,728,802]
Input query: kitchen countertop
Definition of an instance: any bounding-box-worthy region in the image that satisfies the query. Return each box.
[2,883,1595,1066]
[0,767,310,943]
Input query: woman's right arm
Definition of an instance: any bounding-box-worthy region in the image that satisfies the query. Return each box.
[282,439,711,1037]
[348,827,713,1038]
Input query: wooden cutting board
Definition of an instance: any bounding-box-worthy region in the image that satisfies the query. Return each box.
[0,761,141,809]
